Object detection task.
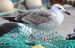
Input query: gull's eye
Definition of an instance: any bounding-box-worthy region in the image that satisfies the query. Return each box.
[58,8,61,9]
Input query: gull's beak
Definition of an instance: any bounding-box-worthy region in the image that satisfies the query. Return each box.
[64,11,71,15]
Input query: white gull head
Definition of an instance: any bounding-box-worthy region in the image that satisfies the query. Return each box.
[51,4,71,25]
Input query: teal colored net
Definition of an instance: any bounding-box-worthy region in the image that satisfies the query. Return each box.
[0,23,75,48]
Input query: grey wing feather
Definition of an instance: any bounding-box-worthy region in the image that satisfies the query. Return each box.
[16,9,53,25]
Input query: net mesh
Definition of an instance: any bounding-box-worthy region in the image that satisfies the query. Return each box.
[0,23,75,48]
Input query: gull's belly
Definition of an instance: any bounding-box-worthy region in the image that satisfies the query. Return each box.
[56,14,64,25]
[51,11,64,25]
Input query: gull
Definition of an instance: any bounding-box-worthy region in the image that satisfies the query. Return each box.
[0,4,71,46]
[14,4,71,26]
[2,4,71,33]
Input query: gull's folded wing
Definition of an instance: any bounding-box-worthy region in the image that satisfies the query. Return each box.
[15,9,53,25]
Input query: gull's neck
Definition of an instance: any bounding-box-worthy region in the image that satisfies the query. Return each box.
[51,8,64,25]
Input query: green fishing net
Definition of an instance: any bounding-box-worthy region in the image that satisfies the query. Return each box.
[0,22,75,48]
